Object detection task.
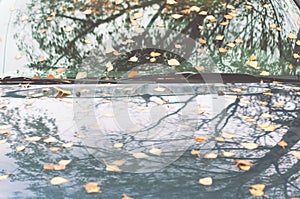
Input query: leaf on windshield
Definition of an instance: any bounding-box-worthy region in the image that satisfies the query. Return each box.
[290,151,300,159]
[194,135,207,142]
[235,160,253,171]
[44,137,57,143]
[133,152,150,159]
[240,142,259,150]
[84,182,101,194]
[62,142,73,148]
[16,145,26,152]
[166,0,177,5]
[199,177,213,186]
[277,140,288,148]
[167,59,180,66]
[55,87,72,98]
[129,56,138,62]
[171,14,183,19]
[203,153,218,159]
[106,164,121,172]
[122,193,134,199]
[113,143,124,148]
[191,149,201,156]
[249,184,266,197]
[0,174,9,181]
[149,147,162,156]
[50,176,69,185]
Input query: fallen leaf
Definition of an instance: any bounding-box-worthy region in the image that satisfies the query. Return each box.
[194,136,208,142]
[216,35,224,40]
[288,33,297,39]
[113,143,124,148]
[129,56,138,62]
[84,182,101,193]
[82,9,92,15]
[193,110,205,114]
[198,38,207,44]
[218,48,228,53]
[191,149,201,156]
[111,160,126,166]
[25,136,42,142]
[48,147,61,152]
[128,71,139,78]
[288,64,294,70]
[44,137,57,143]
[62,142,73,148]
[226,43,235,47]
[215,137,225,142]
[167,59,180,66]
[122,193,134,199]
[38,56,45,62]
[171,14,183,19]
[43,164,55,170]
[199,177,213,186]
[106,164,121,172]
[55,87,71,98]
[203,153,218,159]
[56,68,65,74]
[240,142,259,150]
[278,140,288,148]
[16,145,26,152]
[149,148,162,156]
[221,132,235,139]
[199,11,208,15]
[132,152,149,159]
[249,184,266,197]
[150,52,161,57]
[0,139,7,144]
[20,15,29,22]
[290,151,300,159]
[222,151,235,157]
[235,38,243,44]
[106,61,114,72]
[235,160,253,171]
[50,176,69,185]
[58,160,72,166]
[166,0,177,5]
[64,26,74,32]
[0,174,9,181]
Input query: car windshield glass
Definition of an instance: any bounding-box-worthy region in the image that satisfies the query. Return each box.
[1,0,300,79]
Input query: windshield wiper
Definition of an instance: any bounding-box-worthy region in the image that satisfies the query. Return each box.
[0,73,299,85]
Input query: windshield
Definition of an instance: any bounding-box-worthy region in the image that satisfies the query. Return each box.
[1,0,300,79]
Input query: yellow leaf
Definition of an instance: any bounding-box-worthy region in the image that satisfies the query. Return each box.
[288,64,294,70]
[113,143,124,148]
[38,56,45,62]
[167,59,180,66]
[235,38,243,44]
[82,9,92,15]
[48,147,61,152]
[290,151,300,159]
[250,54,257,61]
[194,135,207,142]
[16,145,26,152]
[235,160,253,171]
[221,132,235,139]
[56,68,65,74]
[198,38,207,44]
[193,110,205,114]
[15,54,22,60]
[166,0,177,5]
[62,142,73,148]
[55,87,72,98]
[84,182,101,194]
[215,35,224,40]
[54,164,66,171]
[58,160,72,166]
[106,164,121,172]
[222,151,235,157]
[43,164,55,170]
[64,26,74,32]
[269,24,277,29]
[203,153,218,159]
[249,184,266,197]
[191,149,201,156]
[215,137,225,142]
[199,11,208,16]
[261,113,273,118]
[111,160,126,166]
[199,177,213,186]
[50,176,69,185]
[155,100,166,105]
[171,14,183,19]
[226,43,235,47]
[190,6,200,12]
[20,15,29,22]
[133,152,149,159]
[0,174,9,181]
[129,56,138,62]
[288,33,297,39]
[278,140,288,148]
[240,142,259,150]
[150,52,161,57]
[25,136,42,142]
[260,71,270,76]
[106,61,114,72]
[149,148,162,156]
[122,193,134,199]
[218,48,228,53]
[44,137,57,143]
[0,139,7,144]
[296,40,300,45]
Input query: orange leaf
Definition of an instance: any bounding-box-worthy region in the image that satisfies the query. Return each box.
[83,182,101,194]
[128,71,139,78]
[194,135,207,142]
[47,74,55,79]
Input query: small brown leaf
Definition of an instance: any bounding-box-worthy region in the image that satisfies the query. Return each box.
[122,193,134,199]
[221,132,235,139]
[194,135,207,142]
[58,160,72,166]
[84,182,101,193]
[249,184,266,197]
[278,140,288,148]
[235,160,253,171]
[191,149,201,156]
[222,151,235,157]
[48,147,61,152]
